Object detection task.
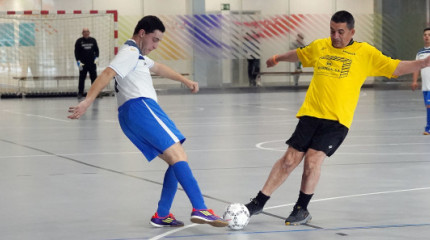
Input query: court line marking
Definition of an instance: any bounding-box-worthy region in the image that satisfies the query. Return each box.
[336,152,430,155]
[2,147,430,160]
[109,223,430,239]
[256,139,430,153]
[237,103,298,112]
[98,115,425,125]
[2,139,429,239]
[0,148,260,159]
[147,224,198,240]
[143,223,430,239]
[145,186,430,240]
[354,116,424,122]
[264,186,430,211]
[3,110,69,122]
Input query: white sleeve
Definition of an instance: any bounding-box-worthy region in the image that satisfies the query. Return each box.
[109,46,139,78]
[145,56,155,69]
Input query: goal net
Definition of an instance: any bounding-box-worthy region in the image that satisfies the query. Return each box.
[0,10,117,96]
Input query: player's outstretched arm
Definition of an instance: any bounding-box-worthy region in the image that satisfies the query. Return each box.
[151,62,199,93]
[68,67,117,119]
[393,55,430,77]
[266,49,299,68]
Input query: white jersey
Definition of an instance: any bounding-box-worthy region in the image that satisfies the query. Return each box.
[416,47,430,91]
[109,39,157,107]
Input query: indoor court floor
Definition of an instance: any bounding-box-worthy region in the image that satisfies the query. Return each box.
[1,88,430,240]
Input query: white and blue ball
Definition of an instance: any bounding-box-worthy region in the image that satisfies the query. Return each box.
[223,203,250,230]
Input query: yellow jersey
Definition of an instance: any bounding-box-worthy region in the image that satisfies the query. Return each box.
[296,38,400,128]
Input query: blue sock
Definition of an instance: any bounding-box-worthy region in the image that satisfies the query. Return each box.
[171,161,207,210]
[426,108,430,132]
[156,166,178,217]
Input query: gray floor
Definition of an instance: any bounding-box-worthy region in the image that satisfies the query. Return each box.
[1,88,430,240]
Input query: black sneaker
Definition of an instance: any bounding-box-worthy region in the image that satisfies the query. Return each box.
[285,205,312,225]
[245,198,264,216]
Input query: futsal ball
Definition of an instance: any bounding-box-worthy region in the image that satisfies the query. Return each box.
[223,203,250,230]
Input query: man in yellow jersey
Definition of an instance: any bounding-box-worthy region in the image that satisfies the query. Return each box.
[244,10,430,226]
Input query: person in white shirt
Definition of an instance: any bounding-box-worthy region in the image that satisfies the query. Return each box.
[68,15,227,228]
[412,27,430,135]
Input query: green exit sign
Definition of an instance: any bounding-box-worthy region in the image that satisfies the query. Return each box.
[221,3,230,11]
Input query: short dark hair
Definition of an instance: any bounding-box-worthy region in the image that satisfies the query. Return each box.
[133,15,165,35]
[331,10,355,30]
[424,27,430,32]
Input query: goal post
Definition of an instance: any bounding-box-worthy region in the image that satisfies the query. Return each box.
[0,10,118,96]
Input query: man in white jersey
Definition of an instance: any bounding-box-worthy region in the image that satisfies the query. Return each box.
[68,15,227,228]
[412,27,430,135]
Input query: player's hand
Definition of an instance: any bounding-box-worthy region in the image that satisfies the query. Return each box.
[411,82,419,91]
[185,80,199,93]
[68,100,90,119]
[94,57,99,65]
[77,61,84,71]
[266,55,278,68]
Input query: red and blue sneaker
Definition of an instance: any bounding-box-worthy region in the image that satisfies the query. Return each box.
[150,212,184,227]
[190,208,228,227]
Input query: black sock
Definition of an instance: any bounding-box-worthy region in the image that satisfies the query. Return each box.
[255,191,270,206]
[296,191,313,210]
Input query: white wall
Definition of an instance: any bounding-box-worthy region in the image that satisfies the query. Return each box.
[1,0,41,10]
[335,0,374,13]
[242,0,289,14]
[0,0,376,87]
[0,0,373,17]
[142,0,189,15]
[205,0,289,14]
[290,0,334,14]
[94,0,143,15]
[205,0,242,13]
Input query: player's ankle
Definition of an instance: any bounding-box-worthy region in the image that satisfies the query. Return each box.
[256,191,270,205]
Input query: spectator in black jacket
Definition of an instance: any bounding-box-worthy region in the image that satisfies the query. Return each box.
[74,28,99,99]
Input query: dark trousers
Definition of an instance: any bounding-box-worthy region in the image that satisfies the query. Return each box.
[247,59,260,86]
[78,63,97,94]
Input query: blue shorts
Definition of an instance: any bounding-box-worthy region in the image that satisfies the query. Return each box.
[118,97,185,161]
[423,91,430,106]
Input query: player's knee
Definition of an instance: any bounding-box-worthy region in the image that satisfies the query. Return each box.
[160,155,188,166]
[303,162,320,176]
[303,156,324,175]
[159,143,188,164]
[170,159,188,166]
[280,148,304,168]
[279,155,298,171]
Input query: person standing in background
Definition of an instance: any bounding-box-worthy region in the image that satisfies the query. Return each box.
[290,33,306,86]
[411,27,430,135]
[75,28,99,99]
[245,30,261,87]
[247,58,261,87]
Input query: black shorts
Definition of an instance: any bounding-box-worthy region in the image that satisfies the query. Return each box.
[286,116,349,157]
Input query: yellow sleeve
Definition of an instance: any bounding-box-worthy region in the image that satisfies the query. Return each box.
[366,44,401,78]
[296,39,322,67]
